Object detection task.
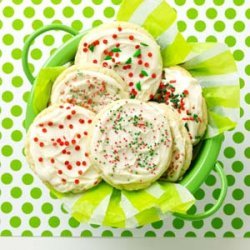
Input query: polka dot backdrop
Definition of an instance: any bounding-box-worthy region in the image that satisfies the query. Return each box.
[0,0,249,238]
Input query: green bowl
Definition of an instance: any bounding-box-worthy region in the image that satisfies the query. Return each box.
[22,24,227,221]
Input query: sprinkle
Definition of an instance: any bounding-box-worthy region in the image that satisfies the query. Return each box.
[38,157,43,162]
[148,52,153,57]
[84,131,88,136]
[78,170,83,175]
[151,73,157,79]
[104,55,112,60]
[34,137,38,142]
[66,115,71,120]
[103,39,108,44]
[79,119,85,124]
[39,142,44,147]
[65,161,69,165]
[93,59,98,64]
[59,124,64,129]
[129,35,134,40]
[184,123,190,132]
[133,49,141,58]
[74,179,79,185]
[88,119,92,124]
[112,34,118,39]
[183,90,189,96]
[140,70,148,77]
[89,44,95,52]
[125,57,132,64]
[50,158,55,164]
[83,48,88,53]
[149,94,154,100]
[76,133,81,139]
[67,165,73,170]
[48,121,53,126]
[71,110,76,115]
[144,62,149,68]
[118,26,122,32]
[111,47,121,52]
[85,152,89,157]
[71,139,76,144]
[42,128,47,133]
[140,42,149,47]
[138,60,143,65]
[76,161,81,166]
[129,82,134,87]
[58,170,63,175]
[75,145,80,151]
[82,161,87,166]
[136,82,142,91]
[69,124,74,129]
[128,72,133,78]
[62,178,66,183]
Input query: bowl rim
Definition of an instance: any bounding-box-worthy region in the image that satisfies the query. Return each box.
[25,32,224,194]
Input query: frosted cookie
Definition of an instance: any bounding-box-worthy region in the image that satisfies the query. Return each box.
[152,66,208,145]
[75,21,163,101]
[149,103,192,182]
[89,99,173,190]
[51,64,129,113]
[25,103,101,193]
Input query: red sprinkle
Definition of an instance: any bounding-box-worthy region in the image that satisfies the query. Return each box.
[78,170,83,175]
[85,152,89,157]
[83,48,88,53]
[67,165,73,170]
[151,73,157,79]
[82,161,87,166]
[69,124,74,129]
[39,142,44,147]
[84,131,88,136]
[58,170,63,175]
[50,158,55,164]
[149,94,154,100]
[183,90,189,95]
[48,121,53,126]
[76,133,81,139]
[144,62,149,68]
[34,137,38,142]
[103,39,108,44]
[128,72,133,78]
[129,82,134,87]
[148,52,153,57]
[93,59,98,64]
[135,45,140,49]
[88,119,92,124]
[65,141,69,146]
[71,110,76,115]
[129,35,134,40]
[76,161,81,166]
[74,179,79,185]
[59,124,64,129]
[118,26,122,32]
[71,139,76,145]
[62,178,66,183]
[112,34,118,39]
[62,149,67,154]
[75,145,80,151]
[79,119,85,124]
[138,60,143,65]
[38,157,43,162]
[42,128,47,133]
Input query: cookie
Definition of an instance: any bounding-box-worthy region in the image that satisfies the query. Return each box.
[50,64,129,113]
[149,103,192,182]
[89,99,173,190]
[25,103,101,193]
[152,66,208,145]
[75,21,163,101]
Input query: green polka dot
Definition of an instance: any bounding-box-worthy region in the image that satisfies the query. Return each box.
[245,120,250,131]
[212,189,221,199]
[102,230,113,237]
[206,36,217,42]
[234,21,245,32]
[22,231,33,237]
[69,217,80,228]
[194,188,205,200]
[42,202,53,214]
[81,230,92,237]
[225,8,236,19]
[175,0,186,5]
[151,220,163,229]
[41,231,53,237]
[104,7,115,18]
[177,21,187,32]
[185,232,197,237]
[187,8,198,19]
[2,91,13,102]
[2,62,14,74]
[3,6,15,17]
[244,232,250,238]
[12,48,22,60]
[245,147,250,158]
[246,36,250,47]
[22,202,33,214]
[10,216,21,228]
[121,230,133,237]
[31,0,42,3]
[61,230,72,237]
[12,19,24,30]
[11,187,22,198]
[49,216,60,228]
[187,36,198,42]
[111,0,122,4]
[32,20,43,30]
[92,0,103,4]
[92,20,103,27]
[12,76,23,87]
[245,93,250,104]
[214,21,225,32]
[205,174,216,186]
[240,107,244,117]
[51,0,61,4]
[233,0,245,5]
[173,218,184,229]
[2,118,13,129]
[71,0,81,4]
[0,230,12,236]
[90,224,100,228]
[233,50,244,61]
[11,105,22,117]
[30,187,42,199]
[232,161,243,172]
[29,216,41,228]
[224,232,235,238]
[49,191,58,199]
[22,173,34,185]
[31,48,42,60]
[145,231,156,237]
[71,20,83,31]
[62,34,73,43]
[232,217,243,229]
[225,36,236,47]
[63,7,74,18]
[10,159,22,171]
[83,7,94,18]
[244,204,250,215]
[211,217,223,229]
[52,19,62,25]
[61,204,68,214]
[240,78,245,89]
[164,231,175,237]
[1,202,12,214]
[194,0,205,5]
[2,145,13,157]
[23,91,30,103]
[233,132,244,143]
[187,205,196,215]
[246,65,250,76]
[246,8,250,19]
[43,35,55,46]
[43,7,55,18]
[192,220,204,229]
[213,0,224,5]
[224,147,236,158]
[232,188,244,200]
[1,173,13,184]
[11,130,23,142]
[24,7,35,18]
[227,175,235,186]
[3,34,14,45]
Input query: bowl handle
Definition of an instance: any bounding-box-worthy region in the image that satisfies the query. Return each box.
[173,162,227,221]
[22,24,79,85]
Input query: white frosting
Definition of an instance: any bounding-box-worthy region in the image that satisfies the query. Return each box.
[51,65,129,113]
[26,103,101,193]
[154,67,206,144]
[75,21,163,101]
[89,99,173,190]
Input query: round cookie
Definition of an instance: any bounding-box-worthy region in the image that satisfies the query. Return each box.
[89,99,173,190]
[75,21,163,101]
[25,103,101,193]
[152,66,208,145]
[51,64,129,113]
[149,103,192,182]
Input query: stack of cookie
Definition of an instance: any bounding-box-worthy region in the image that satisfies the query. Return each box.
[25,21,207,193]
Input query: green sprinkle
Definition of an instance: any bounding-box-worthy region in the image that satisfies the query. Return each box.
[140,42,149,47]
[125,57,132,64]
[133,49,141,58]
[141,70,148,77]
[135,82,141,91]
[193,114,199,122]
[89,44,95,52]
[111,47,121,52]
[104,55,112,60]
[195,135,201,139]
[184,123,189,132]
